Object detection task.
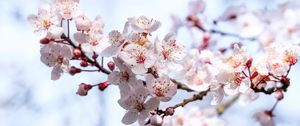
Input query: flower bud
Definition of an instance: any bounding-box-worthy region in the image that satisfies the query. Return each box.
[150,115,163,126]
[69,66,81,75]
[246,58,253,68]
[40,38,50,44]
[76,83,93,96]
[80,61,89,67]
[107,61,115,71]
[74,48,82,57]
[98,81,109,91]
[165,107,175,116]
[275,90,284,101]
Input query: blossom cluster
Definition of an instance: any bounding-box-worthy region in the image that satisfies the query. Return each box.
[28,0,300,126]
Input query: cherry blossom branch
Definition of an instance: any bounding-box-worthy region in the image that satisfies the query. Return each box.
[216,94,240,115]
[171,79,195,92]
[172,90,209,108]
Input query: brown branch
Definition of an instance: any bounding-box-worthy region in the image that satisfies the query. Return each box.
[172,90,209,108]
[216,94,240,115]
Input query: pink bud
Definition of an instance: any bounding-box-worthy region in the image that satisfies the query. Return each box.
[202,32,210,43]
[74,48,82,57]
[98,81,109,91]
[69,66,81,75]
[40,38,50,44]
[246,58,253,68]
[80,61,89,67]
[76,83,92,96]
[275,90,284,100]
[107,61,115,71]
[150,115,163,126]
[165,107,175,116]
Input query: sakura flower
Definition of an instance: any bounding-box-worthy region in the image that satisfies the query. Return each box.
[224,44,251,72]
[145,74,177,102]
[128,16,161,34]
[40,43,73,80]
[129,33,149,46]
[118,43,156,74]
[75,13,92,31]
[101,30,126,57]
[108,57,136,97]
[55,0,79,20]
[74,32,110,56]
[118,82,160,125]
[163,107,224,126]
[155,33,185,65]
[221,72,250,95]
[184,64,217,92]
[89,16,105,34]
[254,111,275,126]
[27,5,63,39]
[209,81,225,105]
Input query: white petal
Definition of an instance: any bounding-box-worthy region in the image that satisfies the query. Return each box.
[121,111,138,125]
[145,97,160,110]
[74,32,87,43]
[148,21,161,33]
[51,65,63,80]
[138,110,149,125]
[101,45,118,57]
[131,64,147,74]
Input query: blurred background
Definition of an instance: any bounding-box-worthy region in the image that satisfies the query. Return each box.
[0,0,300,126]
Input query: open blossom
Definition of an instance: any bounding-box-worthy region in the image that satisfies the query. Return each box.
[255,43,298,76]
[27,5,63,39]
[128,16,161,34]
[74,32,110,55]
[118,43,156,74]
[75,13,92,31]
[55,0,79,20]
[155,33,185,65]
[145,74,177,102]
[163,107,224,126]
[108,57,136,97]
[40,43,73,80]
[118,83,160,125]
[101,30,127,56]
[225,44,251,72]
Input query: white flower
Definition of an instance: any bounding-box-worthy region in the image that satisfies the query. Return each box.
[184,64,217,92]
[40,43,73,80]
[74,32,110,56]
[145,74,177,102]
[224,44,251,72]
[128,16,161,34]
[89,16,105,34]
[119,43,156,74]
[55,0,79,20]
[209,81,225,105]
[254,111,275,126]
[75,13,92,31]
[118,82,160,125]
[108,57,136,97]
[27,5,63,39]
[155,33,185,64]
[163,107,224,126]
[101,30,127,57]
[221,72,250,95]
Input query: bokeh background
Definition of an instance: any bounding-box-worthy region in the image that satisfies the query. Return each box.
[0,0,299,126]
